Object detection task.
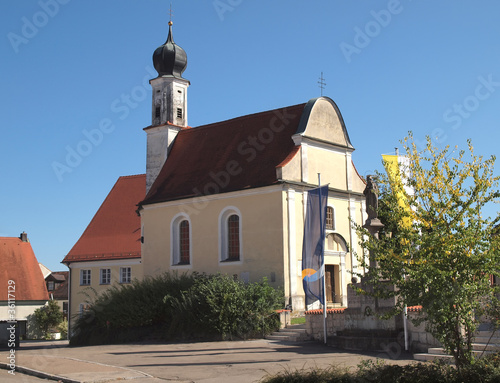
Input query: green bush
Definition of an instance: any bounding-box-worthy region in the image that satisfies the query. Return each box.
[166,274,283,340]
[260,354,500,383]
[34,300,64,339]
[71,272,283,345]
[57,319,68,339]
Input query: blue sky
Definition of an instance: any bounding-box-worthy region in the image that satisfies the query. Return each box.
[1,0,499,271]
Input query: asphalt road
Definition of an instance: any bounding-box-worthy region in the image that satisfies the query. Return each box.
[1,339,415,383]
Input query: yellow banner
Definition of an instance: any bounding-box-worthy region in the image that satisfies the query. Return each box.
[382,154,411,229]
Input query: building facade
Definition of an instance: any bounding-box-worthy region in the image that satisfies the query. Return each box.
[138,22,368,311]
[62,175,145,332]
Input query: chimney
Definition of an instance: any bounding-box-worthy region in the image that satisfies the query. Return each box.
[20,232,28,242]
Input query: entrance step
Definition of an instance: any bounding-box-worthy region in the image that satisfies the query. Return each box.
[266,324,310,342]
[414,328,500,362]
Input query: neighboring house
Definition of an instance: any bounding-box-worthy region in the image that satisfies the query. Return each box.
[0,233,49,340]
[62,174,145,333]
[45,271,69,320]
[137,22,368,311]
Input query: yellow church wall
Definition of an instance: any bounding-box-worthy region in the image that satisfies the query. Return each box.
[141,186,287,291]
[306,146,348,190]
[277,149,302,182]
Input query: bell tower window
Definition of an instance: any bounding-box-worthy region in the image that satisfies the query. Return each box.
[176,108,183,119]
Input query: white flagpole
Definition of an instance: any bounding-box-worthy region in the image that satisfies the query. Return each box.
[318,174,327,344]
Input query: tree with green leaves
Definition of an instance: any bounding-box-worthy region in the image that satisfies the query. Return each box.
[354,133,500,370]
[34,299,64,339]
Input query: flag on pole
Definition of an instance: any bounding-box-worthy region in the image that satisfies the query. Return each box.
[382,154,412,228]
[301,185,328,306]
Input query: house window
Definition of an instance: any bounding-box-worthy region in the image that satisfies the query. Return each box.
[120,267,131,284]
[171,214,191,266]
[80,270,91,286]
[326,206,334,230]
[220,207,242,262]
[47,281,55,291]
[79,303,90,318]
[100,268,111,285]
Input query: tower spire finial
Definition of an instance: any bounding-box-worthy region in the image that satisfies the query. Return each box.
[168,3,173,26]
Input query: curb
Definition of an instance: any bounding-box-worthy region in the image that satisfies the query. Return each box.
[0,362,81,383]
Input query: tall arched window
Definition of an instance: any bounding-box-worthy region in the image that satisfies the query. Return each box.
[219,207,242,263]
[326,206,335,230]
[179,220,190,264]
[171,214,191,266]
[227,215,240,261]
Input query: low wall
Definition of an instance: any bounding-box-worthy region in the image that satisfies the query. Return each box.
[406,307,441,352]
[305,306,440,353]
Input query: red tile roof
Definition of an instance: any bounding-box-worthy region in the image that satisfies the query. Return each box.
[305,308,346,315]
[62,174,145,263]
[142,103,306,205]
[0,237,49,301]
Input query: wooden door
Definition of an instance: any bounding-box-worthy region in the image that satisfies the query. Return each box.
[325,265,335,302]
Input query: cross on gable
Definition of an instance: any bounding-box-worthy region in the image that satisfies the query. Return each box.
[318,72,326,96]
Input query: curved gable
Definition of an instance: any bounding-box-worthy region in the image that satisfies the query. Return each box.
[296,97,353,149]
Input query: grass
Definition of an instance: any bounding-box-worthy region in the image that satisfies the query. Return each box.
[291,317,306,325]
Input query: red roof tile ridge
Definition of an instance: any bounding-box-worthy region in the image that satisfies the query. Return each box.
[64,252,141,261]
[118,174,146,180]
[64,179,126,257]
[63,174,144,263]
[305,308,346,315]
[276,146,300,169]
[188,102,307,133]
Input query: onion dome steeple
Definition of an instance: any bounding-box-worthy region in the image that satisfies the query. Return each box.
[153,21,188,78]
[146,17,190,194]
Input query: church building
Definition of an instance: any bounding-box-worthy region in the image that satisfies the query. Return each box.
[63,19,369,332]
[138,21,368,311]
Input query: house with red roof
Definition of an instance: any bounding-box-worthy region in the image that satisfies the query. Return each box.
[137,22,368,312]
[62,174,145,331]
[0,233,49,340]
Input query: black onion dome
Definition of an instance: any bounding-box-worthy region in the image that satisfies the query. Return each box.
[153,22,187,78]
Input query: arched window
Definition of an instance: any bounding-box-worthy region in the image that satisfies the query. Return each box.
[227,215,240,261]
[219,207,242,263]
[179,220,190,264]
[171,214,191,266]
[326,206,335,230]
[326,233,347,252]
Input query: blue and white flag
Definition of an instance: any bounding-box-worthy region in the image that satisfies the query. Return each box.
[301,185,328,306]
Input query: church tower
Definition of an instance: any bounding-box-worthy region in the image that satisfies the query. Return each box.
[145,20,189,193]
